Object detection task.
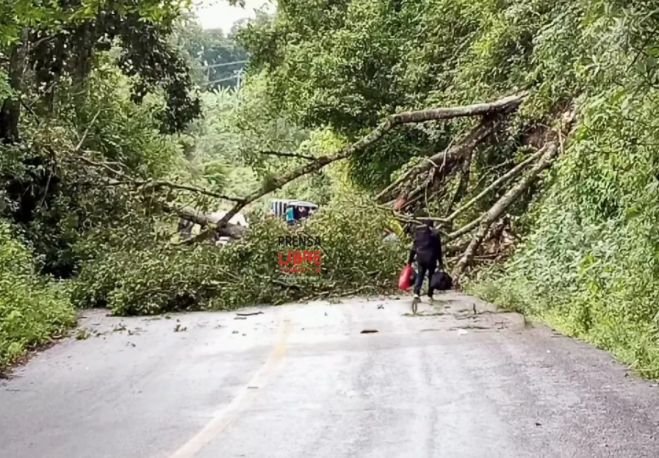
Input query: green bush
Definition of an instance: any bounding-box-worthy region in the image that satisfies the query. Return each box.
[71,198,407,315]
[0,222,75,372]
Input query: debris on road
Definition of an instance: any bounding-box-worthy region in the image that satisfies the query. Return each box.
[75,329,92,340]
[360,329,379,334]
[236,311,264,317]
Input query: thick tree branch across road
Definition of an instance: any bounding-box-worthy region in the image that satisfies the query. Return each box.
[71,92,530,245]
[257,150,317,161]
[388,92,527,124]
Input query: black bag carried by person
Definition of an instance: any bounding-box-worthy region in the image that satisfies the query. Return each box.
[431,270,453,291]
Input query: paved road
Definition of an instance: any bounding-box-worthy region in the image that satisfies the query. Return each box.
[1,293,658,458]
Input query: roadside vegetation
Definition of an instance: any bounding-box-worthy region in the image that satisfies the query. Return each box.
[0,0,657,377]
[0,223,75,369]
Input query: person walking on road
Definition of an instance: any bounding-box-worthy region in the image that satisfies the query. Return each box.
[407,220,443,302]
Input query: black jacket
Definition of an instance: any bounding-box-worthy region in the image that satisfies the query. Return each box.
[408,225,442,267]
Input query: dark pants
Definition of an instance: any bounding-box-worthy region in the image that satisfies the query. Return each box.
[414,262,436,297]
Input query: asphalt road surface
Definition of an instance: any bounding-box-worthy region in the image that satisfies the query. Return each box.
[1,293,658,458]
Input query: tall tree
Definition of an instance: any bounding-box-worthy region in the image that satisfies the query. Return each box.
[0,0,202,142]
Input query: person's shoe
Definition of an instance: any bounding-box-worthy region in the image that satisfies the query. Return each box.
[428,295,434,303]
[413,294,421,301]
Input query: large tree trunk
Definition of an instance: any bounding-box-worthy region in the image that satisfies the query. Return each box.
[0,30,30,143]
[165,204,247,240]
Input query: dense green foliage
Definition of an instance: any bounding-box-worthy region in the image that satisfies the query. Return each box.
[0,0,209,370]
[470,89,659,378]
[0,222,75,371]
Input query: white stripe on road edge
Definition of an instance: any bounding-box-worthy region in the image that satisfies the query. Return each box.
[170,317,292,458]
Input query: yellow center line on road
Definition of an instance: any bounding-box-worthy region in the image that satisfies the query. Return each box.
[169,317,292,458]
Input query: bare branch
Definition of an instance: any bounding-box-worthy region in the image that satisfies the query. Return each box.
[389,92,527,124]
[75,109,102,152]
[140,181,244,203]
[388,120,499,209]
[76,155,126,178]
[75,155,243,202]
[71,154,246,239]
[444,148,543,223]
[376,120,496,202]
[447,216,483,241]
[452,142,559,278]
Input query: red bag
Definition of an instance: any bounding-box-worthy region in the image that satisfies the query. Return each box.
[398,264,415,291]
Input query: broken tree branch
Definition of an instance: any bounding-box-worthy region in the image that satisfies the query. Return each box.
[391,120,499,209]
[76,155,244,203]
[389,91,527,124]
[376,120,496,203]
[452,142,559,278]
[71,154,246,239]
[257,150,317,161]
[140,181,244,203]
[444,148,543,223]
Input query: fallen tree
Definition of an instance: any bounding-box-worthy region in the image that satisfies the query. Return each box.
[163,204,248,239]
[67,92,531,248]
[186,92,528,243]
[362,106,577,285]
